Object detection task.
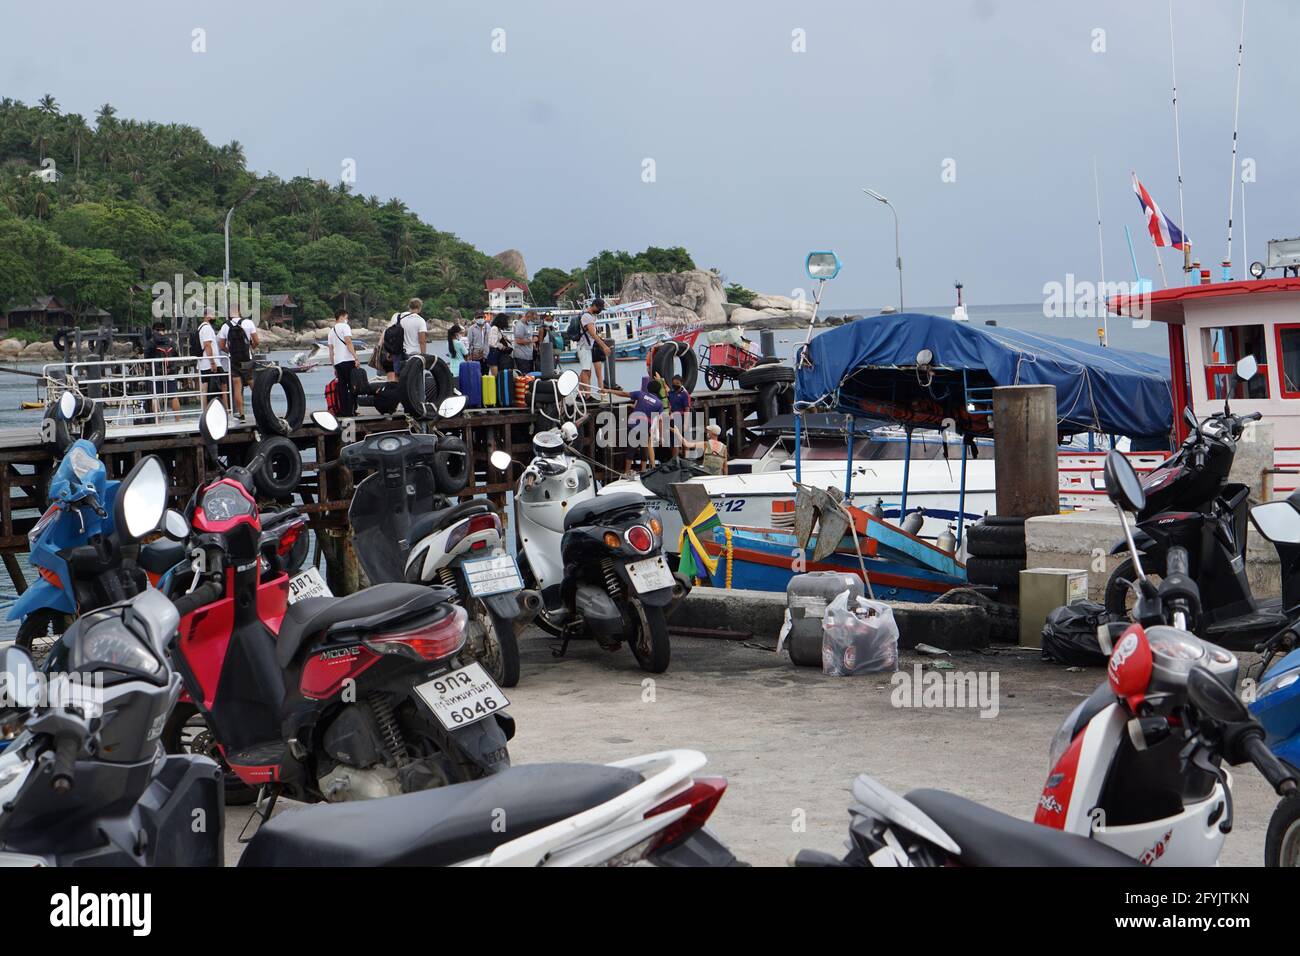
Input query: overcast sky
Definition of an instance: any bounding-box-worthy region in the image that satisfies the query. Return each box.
[3,0,1296,309]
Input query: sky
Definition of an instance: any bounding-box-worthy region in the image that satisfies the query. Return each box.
[2,0,1297,310]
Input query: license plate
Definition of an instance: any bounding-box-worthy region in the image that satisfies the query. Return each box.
[462,553,523,598]
[627,555,674,594]
[287,567,332,604]
[415,663,510,730]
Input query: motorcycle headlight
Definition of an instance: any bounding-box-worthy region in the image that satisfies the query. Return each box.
[66,445,102,482]
[1257,669,1300,701]
[1048,697,1088,770]
[70,609,164,681]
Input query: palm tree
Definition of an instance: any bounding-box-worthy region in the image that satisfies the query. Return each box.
[0,180,18,214]
[29,126,50,164]
[65,113,88,176]
[95,103,116,128]
[37,94,60,116]
[306,209,324,242]
[397,229,415,268]
[66,179,91,204]
[32,188,49,220]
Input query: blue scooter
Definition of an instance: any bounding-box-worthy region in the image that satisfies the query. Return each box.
[1241,491,1300,865]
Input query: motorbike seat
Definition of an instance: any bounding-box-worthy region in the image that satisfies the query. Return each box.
[238,762,644,867]
[140,539,187,575]
[409,499,496,548]
[904,789,1138,867]
[275,583,445,668]
[563,492,646,531]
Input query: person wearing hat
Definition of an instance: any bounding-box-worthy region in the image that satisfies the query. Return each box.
[672,420,728,475]
[579,299,610,390]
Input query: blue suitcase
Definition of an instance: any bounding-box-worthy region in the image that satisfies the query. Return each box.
[498,368,514,408]
[458,360,482,408]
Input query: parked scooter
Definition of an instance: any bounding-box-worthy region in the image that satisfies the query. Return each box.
[1103,356,1273,649]
[498,387,690,674]
[0,459,737,867]
[341,394,536,687]
[160,401,513,813]
[793,450,1296,867]
[10,392,151,662]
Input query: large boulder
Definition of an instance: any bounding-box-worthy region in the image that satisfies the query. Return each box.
[728,307,765,325]
[494,249,528,280]
[749,293,803,311]
[620,270,727,326]
[0,337,24,356]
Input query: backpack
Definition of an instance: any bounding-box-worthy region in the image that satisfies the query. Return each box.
[383,314,408,360]
[226,319,251,362]
[566,313,584,343]
[189,325,204,357]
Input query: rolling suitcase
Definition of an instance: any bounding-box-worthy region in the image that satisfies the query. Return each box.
[481,374,497,407]
[498,368,515,408]
[458,360,482,408]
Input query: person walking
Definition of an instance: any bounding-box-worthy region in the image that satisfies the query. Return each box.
[196,308,226,409]
[512,312,535,374]
[328,308,359,417]
[386,298,428,380]
[145,321,181,421]
[218,307,258,423]
[578,299,610,390]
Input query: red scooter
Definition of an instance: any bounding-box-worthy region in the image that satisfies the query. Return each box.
[162,402,513,815]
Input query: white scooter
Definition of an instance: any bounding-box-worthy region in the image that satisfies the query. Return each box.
[793,451,1296,867]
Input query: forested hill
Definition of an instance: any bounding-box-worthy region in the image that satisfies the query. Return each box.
[0,95,539,328]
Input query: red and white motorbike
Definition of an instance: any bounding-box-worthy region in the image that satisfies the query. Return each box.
[794,450,1296,867]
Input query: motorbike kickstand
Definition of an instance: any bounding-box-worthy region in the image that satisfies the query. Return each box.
[238,785,281,843]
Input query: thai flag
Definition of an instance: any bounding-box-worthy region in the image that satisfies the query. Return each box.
[1132,173,1186,250]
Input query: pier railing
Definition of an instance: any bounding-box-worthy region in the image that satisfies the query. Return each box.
[42,357,230,435]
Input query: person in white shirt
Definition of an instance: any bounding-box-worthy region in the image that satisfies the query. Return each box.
[466,315,489,362]
[389,297,428,379]
[578,299,609,390]
[218,308,259,422]
[328,309,359,416]
[196,309,226,409]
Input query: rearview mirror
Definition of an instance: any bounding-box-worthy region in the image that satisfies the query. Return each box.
[1103,450,1146,513]
[489,450,512,471]
[560,421,579,443]
[115,455,168,541]
[1236,355,1259,382]
[311,410,339,433]
[163,508,190,541]
[1184,406,1198,430]
[0,645,37,710]
[200,399,228,443]
[1187,665,1248,724]
[557,369,579,398]
[806,251,841,280]
[58,391,79,421]
[438,395,467,419]
[1250,500,1300,545]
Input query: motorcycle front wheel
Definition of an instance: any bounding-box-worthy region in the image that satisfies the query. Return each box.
[628,600,671,673]
[1103,556,1165,621]
[162,703,258,806]
[1267,793,1300,866]
[15,609,70,668]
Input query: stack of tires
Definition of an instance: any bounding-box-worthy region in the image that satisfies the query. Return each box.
[965,516,1025,593]
[649,341,699,392]
[738,361,794,425]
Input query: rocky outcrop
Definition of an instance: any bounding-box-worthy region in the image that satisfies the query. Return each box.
[620,270,727,326]
[494,249,528,281]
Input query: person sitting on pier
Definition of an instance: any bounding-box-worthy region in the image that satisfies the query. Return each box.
[145,321,181,421]
[196,308,226,410]
[673,421,728,475]
[219,307,259,423]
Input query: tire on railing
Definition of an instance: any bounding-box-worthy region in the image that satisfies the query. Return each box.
[399,355,429,418]
[755,382,780,425]
[739,363,794,390]
[651,342,699,392]
[251,367,306,437]
[250,436,303,499]
[423,356,454,414]
[432,435,469,494]
[42,401,106,453]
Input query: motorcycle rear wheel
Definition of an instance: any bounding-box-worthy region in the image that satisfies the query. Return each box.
[1266,793,1300,866]
[468,599,521,688]
[628,600,671,673]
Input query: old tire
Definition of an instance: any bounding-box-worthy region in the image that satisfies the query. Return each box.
[1266,793,1300,866]
[967,519,1026,558]
[755,382,780,424]
[1104,556,1163,621]
[252,367,306,436]
[629,600,671,673]
[739,363,794,390]
[250,436,303,498]
[652,342,699,392]
[966,555,1024,589]
[469,599,521,688]
[399,355,429,417]
[426,356,454,412]
[42,402,106,453]
[432,436,468,494]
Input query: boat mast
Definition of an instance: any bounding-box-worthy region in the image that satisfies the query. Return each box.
[1223,0,1247,281]
[1168,0,1192,283]
[1092,156,1108,345]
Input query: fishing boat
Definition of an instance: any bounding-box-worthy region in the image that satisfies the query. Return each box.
[293,332,374,368]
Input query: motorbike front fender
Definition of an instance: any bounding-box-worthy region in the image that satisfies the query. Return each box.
[8,580,75,622]
[443,713,512,775]
[482,592,521,619]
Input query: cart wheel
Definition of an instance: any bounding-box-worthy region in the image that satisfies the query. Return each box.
[705,368,724,391]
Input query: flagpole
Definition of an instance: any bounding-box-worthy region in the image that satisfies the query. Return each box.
[1169,0,1190,284]
[1093,157,1109,346]
[1224,0,1247,281]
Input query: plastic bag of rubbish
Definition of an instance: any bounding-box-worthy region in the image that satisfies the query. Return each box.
[822,589,898,676]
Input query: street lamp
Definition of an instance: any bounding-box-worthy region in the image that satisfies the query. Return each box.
[862,187,903,312]
[223,185,259,317]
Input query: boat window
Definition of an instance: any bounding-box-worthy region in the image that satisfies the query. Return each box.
[1201,324,1269,400]
[1277,325,1300,399]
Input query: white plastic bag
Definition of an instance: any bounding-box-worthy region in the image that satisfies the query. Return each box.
[822,590,899,675]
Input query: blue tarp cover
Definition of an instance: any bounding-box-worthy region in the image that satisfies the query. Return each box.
[795,312,1172,438]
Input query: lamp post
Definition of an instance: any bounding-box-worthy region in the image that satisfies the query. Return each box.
[862,187,903,312]
[222,185,259,318]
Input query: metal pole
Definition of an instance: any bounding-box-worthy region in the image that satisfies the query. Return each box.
[794,411,803,484]
[899,427,912,518]
[844,416,855,498]
[889,200,903,312]
[957,438,968,549]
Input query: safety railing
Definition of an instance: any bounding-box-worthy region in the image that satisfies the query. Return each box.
[42,356,231,434]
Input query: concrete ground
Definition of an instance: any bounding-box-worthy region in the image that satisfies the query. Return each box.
[226,627,1275,867]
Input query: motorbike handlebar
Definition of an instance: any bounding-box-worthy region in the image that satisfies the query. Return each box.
[172,581,223,618]
[51,734,78,794]
[1243,732,1297,797]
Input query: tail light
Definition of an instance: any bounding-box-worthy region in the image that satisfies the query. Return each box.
[643,777,727,855]
[625,525,654,554]
[445,514,501,554]
[277,521,305,557]
[364,605,467,661]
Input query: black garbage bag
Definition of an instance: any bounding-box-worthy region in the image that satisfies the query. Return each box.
[639,458,707,500]
[1041,600,1111,667]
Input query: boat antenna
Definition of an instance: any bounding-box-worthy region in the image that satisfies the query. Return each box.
[1092,156,1108,346]
[1168,0,1191,282]
[1223,0,1247,281]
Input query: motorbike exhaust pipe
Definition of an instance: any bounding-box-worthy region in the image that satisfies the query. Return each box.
[516,589,542,627]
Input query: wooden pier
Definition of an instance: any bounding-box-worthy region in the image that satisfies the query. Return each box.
[0,389,763,596]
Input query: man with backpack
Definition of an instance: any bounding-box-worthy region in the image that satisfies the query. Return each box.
[382,297,427,381]
[145,321,181,421]
[194,308,226,409]
[218,307,259,423]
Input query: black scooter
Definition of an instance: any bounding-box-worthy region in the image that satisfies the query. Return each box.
[1104,355,1279,650]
